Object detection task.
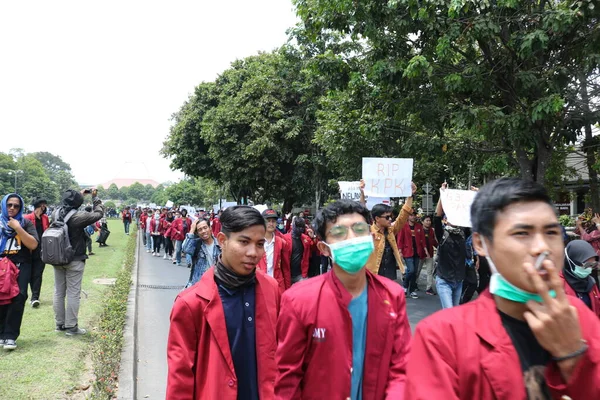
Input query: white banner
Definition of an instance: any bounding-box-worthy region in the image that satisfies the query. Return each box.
[338,181,362,202]
[366,197,391,210]
[440,189,477,228]
[165,200,174,208]
[362,158,413,198]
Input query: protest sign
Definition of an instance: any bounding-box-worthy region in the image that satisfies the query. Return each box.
[338,181,362,202]
[440,189,477,227]
[366,197,391,210]
[165,200,174,208]
[362,158,413,198]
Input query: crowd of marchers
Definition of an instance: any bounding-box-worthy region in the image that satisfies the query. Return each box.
[162,178,600,400]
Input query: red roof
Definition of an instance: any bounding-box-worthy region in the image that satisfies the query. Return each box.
[99,178,161,189]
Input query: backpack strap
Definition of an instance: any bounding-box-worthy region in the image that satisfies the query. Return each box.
[63,209,77,224]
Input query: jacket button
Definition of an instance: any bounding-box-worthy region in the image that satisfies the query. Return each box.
[228,379,234,387]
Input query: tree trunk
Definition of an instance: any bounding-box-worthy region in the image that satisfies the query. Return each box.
[516,148,535,181]
[580,74,600,212]
[535,135,551,184]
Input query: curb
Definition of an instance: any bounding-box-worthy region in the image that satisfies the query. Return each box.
[117,232,140,399]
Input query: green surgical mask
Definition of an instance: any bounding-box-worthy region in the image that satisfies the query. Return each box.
[483,240,556,303]
[565,250,593,279]
[326,235,374,274]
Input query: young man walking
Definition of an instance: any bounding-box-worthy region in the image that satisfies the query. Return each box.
[275,199,411,399]
[167,206,280,400]
[406,178,600,399]
[418,215,438,295]
[24,197,49,308]
[258,209,291,292]
[397,208,426,298]
[122,206,132,235]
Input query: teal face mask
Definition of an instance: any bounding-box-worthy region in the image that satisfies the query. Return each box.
[565,250,593,279]
[326,235,374,274]
[482,240,556,303]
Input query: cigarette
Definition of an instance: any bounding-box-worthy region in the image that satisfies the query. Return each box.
[534,251,550,270]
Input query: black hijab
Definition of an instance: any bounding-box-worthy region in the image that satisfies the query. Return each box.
[59,189,83,219]
[564,240,597,293]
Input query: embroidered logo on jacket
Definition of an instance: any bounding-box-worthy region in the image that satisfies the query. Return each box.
[312,327,326,342]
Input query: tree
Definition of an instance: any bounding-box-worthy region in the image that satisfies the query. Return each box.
[17,154,59,205]
[31,151,78,193]
[107,183,120,199]
[292,0,600,184]
[151,184,168,205]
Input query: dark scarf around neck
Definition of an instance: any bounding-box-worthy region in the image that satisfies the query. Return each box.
[214,257,256,290]
[563,262,595,293]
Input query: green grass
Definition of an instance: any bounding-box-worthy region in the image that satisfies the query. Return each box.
[0,220,133,400]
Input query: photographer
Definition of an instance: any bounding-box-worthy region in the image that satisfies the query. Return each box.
[52,189,104,336]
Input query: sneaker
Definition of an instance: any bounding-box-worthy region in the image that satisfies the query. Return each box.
[163,254,167,260]
[410,292,419,299]
[65,326,87,336]
[152,252,156,256]
[176,263,181,267]
[187,263,192,269]
[55,324,66,332]
[146,249,150,253]
[4,339,17,350]
[172,260,176,265]
[31,300,40,308]
[89,252,95,255]
[426,288,436,296]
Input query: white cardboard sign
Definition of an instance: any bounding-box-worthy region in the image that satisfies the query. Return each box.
[362,158,413,198]
[440,189,477,228]
[338,181,362,202]
[366,197,391,210]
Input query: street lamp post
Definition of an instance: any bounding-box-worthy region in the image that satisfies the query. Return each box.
[7,170,23,193]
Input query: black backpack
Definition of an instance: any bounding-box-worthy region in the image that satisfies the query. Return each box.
[41,208,77,266]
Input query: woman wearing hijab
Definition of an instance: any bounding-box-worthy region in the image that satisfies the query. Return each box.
[163,211,175,261]
[0,194,39,350]
[561,239,600,318]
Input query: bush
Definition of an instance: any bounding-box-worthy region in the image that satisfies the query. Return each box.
[559,214,575,227]
[89,226,137,399]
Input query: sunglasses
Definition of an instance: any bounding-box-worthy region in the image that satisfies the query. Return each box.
[6,203,20,209]
[379,215,393,221]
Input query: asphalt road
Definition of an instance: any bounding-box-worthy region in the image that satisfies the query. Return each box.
[136,245,189,400]
[134,254,441,398]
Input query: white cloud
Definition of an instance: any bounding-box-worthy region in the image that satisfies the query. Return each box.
[0,0,298,185]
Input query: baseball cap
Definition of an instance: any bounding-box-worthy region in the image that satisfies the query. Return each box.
[262,209,279,219]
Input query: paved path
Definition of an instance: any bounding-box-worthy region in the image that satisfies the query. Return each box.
[136,245,189,400]
[133,251,441,398]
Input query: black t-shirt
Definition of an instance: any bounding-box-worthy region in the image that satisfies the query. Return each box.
[33,216,44,258]
[2,219,39,265]
[291,236,304,278]
[380,229,396,275]
[410,225,418,255]
[499,311,551,399]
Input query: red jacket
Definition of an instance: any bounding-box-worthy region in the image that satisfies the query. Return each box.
[211,218,222,237]
[150,218,164,235]
[405,290,600,399]
[122,210,132,223]
[167,268,280,400]
[140,214,148,231]
[422,226,438,257]
[171,217,192,241]
[24,212,49,232]
[275,270,411,399]
[561,271,600,319]
[396,222,426,258]
[284,233,316,278]
[257,234,292,292]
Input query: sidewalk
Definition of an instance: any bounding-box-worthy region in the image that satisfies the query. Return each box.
[135,247,190,399]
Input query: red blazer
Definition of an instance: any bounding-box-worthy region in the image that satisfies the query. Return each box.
[122,210,132,223]
[150,218,164,235]
[422,226,438,257]
[275,270,411,399]
[284,233,316,278]
[561,271,600,319]
[167,268,280,400]
[24,213,49,232]
[405,290,600,400]
[396,222,426,258]
[211,218,222,237]
[163,220,173,238]
[257,235,292,292]
[171,217,192,241]
[140,214,148,231]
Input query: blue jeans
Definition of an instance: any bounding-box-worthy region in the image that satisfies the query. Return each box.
[145,232,152,251]
[124,221,130,234]
[403,256,420,293]
[436,278,463,309]
[175,240,183,264]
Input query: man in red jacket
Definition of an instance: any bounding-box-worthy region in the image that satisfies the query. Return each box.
[284,218,316,284]
[275,199,411,399]
[397,208,426,299]
[24,197,49,308]
[258,209,292,292]
[172,209,192,266]
[167,206,280,400]
[406,178,600,399]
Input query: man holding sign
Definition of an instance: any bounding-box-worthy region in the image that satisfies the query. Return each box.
[359,179,417,281]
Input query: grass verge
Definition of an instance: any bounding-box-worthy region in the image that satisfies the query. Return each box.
[0,220,134,400]
[89,226,137,399]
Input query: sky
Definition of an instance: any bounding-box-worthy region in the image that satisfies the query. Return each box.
[0,0,298,186]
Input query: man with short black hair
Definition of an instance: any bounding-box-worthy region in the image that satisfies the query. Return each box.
[24,197,49,308]
[275,199,411,399]
[258,209,291,292]
[167,206,280,400]
[406,178,600,399]
[122,206,132,235]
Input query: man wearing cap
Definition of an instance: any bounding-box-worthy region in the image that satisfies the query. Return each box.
[24,197,49,308]
[258,209,292,292]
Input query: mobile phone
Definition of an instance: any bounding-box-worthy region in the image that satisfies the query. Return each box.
[83,189,91,194]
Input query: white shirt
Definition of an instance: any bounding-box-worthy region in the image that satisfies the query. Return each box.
[264,234,276,277]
